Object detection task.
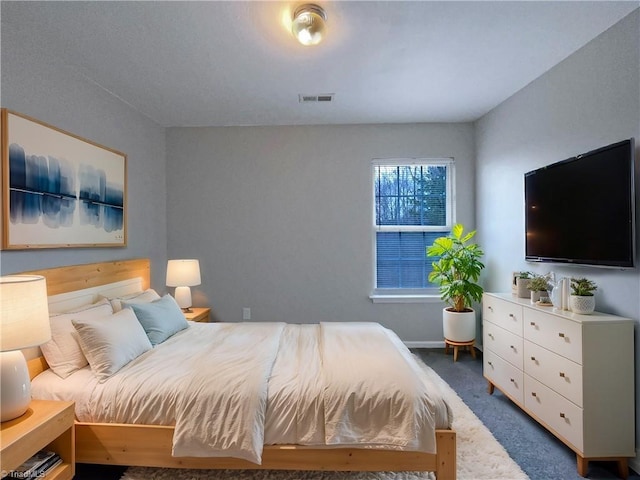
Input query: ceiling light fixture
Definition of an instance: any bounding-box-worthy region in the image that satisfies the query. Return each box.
[291,4,327,46]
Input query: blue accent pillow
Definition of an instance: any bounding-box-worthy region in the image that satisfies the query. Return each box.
[125,294,189,346]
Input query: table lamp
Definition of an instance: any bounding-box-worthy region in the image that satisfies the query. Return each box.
[0,275,51,422]
[166,259,201,312]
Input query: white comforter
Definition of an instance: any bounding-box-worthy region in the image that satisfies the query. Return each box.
[32,322,451,464]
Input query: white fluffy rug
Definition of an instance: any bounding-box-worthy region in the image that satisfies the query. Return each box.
[120,363,528,480]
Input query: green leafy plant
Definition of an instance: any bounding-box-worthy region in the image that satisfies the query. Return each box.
[517,271,533,279]
[570,277,597,296]
[528,274,550,292]
[426,224,485,312]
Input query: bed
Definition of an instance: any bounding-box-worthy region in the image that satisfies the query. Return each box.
[24,259,457,479]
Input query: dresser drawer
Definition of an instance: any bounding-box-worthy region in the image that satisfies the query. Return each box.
[525,375,584,451]
[484,349,524,404]
[484,321,523,370]
[524,309,582,364]
[483,295,523,336]
[524,340,583,407]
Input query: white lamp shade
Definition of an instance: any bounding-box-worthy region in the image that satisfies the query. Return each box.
[166,259,201,287]
[0,275,51,351]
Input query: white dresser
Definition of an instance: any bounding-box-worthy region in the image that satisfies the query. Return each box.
[482,293,635,478]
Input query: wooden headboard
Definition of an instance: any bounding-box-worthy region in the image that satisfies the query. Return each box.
[24,258,151,379]
[22,258,150,296]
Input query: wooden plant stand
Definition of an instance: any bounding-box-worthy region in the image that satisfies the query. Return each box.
[444,339,476,362]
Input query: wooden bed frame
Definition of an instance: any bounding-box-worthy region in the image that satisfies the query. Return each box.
[24,259,457,479]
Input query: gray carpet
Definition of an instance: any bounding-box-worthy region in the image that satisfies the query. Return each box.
[73,348,638,480]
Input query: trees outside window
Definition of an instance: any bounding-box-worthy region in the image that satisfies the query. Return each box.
[373,159,454,292]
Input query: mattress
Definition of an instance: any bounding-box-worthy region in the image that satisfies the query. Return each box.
[32,321,452,463]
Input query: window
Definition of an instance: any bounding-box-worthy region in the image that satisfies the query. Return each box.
[372,159,454,298]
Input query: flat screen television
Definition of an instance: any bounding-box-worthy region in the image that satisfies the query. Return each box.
[524,138,636,268]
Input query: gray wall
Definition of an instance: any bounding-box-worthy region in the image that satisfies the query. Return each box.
[166,124,475,342]
[475,8,640,462]
[0,21,168,289]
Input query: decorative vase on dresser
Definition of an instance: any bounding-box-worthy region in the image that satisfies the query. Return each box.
[482,292,635,478]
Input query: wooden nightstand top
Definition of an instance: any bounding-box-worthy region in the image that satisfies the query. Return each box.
[183,307,211,323]
[1,400,75,475]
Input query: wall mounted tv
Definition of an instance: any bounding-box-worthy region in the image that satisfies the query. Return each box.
[524,138,636,268]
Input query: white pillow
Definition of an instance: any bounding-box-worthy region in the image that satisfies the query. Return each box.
[72,308,152,382]
[104,288,161,312]
[40,298,114,378]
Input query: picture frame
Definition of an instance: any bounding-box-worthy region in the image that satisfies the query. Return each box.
[1,109,127,249]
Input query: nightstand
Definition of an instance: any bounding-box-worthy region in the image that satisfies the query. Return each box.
[1,400,75,480]
[184,307,211,323]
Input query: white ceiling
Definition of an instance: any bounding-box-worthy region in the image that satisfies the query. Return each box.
[2,1,638,127]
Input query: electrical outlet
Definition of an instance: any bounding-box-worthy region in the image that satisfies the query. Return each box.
[242,307,251,320]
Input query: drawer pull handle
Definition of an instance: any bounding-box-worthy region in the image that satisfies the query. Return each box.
[559,372,565,378]
[488,333,494,339]
[530,356,536,361]
[558,333,565,338]
[509,313,515,318]
[531,392,537,397]
[488,306,494,311]
[559,413,566,418]
[510,345,516,350]
[510,378,515,383]
[530,321,536,326]
[487,361,493,366]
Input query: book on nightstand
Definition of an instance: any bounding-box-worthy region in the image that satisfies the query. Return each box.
[2,449,62,479]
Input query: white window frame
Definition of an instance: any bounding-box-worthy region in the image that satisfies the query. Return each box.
[369,158,456,303]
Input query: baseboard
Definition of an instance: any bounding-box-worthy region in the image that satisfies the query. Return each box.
[404,341,445,349]
[629,451,640,475]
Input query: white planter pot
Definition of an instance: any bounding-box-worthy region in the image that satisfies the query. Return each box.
[442,308,476,342]
[570,295,595,314]
[530,290,549,304]
[516,278,531,298]
[530,290,541,304]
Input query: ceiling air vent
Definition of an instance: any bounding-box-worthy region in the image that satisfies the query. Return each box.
[299,93,334,103]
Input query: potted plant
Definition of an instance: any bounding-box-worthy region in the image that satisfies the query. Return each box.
[569,277,597,314]
[527,274,550,304]
[427,224,485,342]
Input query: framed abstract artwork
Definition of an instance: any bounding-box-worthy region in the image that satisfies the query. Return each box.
[1,109,127,249]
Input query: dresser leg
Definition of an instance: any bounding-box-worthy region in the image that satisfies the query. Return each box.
[576,455,588,477]
[576,456,628,479]
[487,381,494,395]
[616,458,629,479]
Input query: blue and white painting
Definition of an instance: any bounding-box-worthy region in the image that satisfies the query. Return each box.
[3,111,126,249]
